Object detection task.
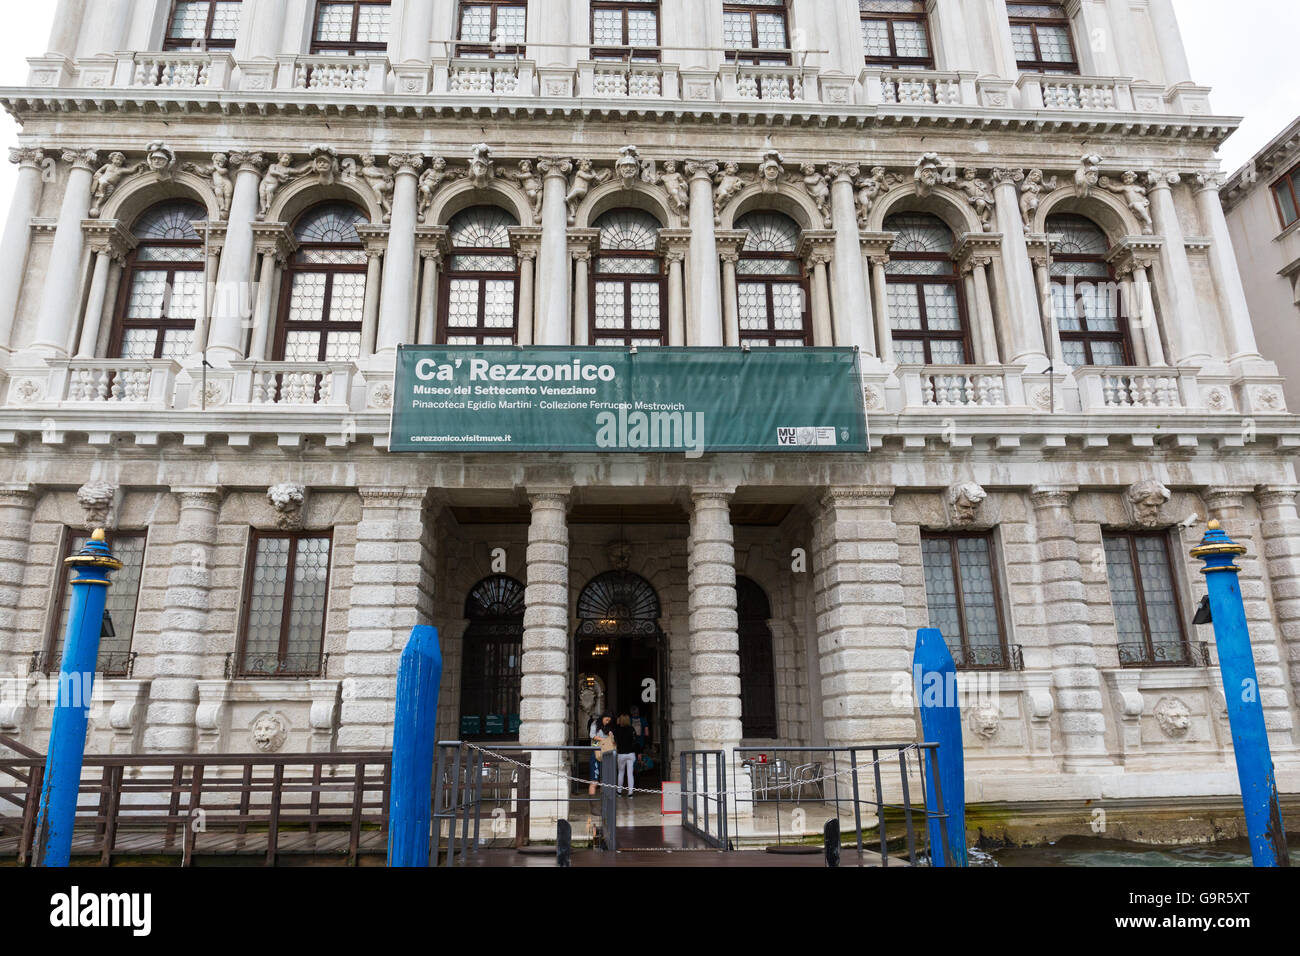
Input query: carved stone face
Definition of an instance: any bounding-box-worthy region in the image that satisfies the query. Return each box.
[949,481,988,525]
[1127,479,1170,527]
[970,702,1000,739]
[213,153,227,169]
[277,153,293,166]
[108,152,126,166]
[1122,171,1137,185]
[1154,696,1191,738]
[251,713,287,752]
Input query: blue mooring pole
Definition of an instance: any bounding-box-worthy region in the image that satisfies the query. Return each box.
[33,529,121,867]
[1191,519,1289,867]
[914,628,967,867]
[387,625,443,867]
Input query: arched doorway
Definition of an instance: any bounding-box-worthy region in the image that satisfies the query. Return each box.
[575,570,668,783]
[737,576,778,739]
[458,575,525,740]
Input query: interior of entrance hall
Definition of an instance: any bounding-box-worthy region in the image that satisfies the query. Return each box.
[434,494,816,780]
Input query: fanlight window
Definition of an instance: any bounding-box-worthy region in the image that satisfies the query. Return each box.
[592,209,665,347]
[459,575,525,740]
[1047,214,1132,367]
[577,571,661,637]
[735,212,809,347]
[111,201,206,361]
[275,203,368,363]
[884,213,970,364]
[440,206,520,345]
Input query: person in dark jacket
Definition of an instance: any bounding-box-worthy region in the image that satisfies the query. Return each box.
[613,714,637,797]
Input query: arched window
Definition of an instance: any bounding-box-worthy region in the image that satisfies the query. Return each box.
[737,576,778,739]
[736,212,810,347]
[459,575,525,740]
[576,571,661,637]
[439,206,520,345]
[1047,214,1133,367]
[110,201,206,360]
[275,203,368,363]
[884,213,970,364]
[591,209,665,347]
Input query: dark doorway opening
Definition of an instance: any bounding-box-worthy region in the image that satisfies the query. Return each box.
[574,570,667,788]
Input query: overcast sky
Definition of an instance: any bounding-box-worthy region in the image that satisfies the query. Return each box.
[0,1,1293,218]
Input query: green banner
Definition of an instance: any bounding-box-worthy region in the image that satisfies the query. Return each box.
[389,346,868,455]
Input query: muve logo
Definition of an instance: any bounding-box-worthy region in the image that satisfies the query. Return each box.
[777,426,838,447]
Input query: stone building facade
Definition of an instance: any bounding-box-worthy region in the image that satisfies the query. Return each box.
[0,0,1298,821]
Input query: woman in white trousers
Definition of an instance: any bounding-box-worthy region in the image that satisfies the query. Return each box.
[614,714,636,797]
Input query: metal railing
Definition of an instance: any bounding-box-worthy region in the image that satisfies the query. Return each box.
[431,742,613,866]
[1118,640,1211,668]
[954,644,1024,672]
[28,650,138,679]
[729,743,949,865]
[224,652,329,680]
[680,750,729,849]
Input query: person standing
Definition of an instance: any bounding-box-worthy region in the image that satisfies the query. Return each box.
[590,714,614,797]
[614,714,637,798]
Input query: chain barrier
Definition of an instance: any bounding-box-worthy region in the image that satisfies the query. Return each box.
[456,742,924,801]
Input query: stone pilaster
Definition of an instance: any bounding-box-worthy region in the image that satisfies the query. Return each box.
[687,489,742,754]
[1030,485,1110,768]
[1147,170,1210,367]
[685,161,722,346]
[0,485,36,675]
[1204,487,1295,750]
[1257,485,1300,726]
[535,159,572,345]
[30,150,97,357]
[374,153,424,356]
[337,487,434,751]
[518,490,571,837]
[0,149,47,353]
[143,487,223,753]
[811,486,913,745]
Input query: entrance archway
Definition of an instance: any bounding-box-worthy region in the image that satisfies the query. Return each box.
[737,576,778,739]
[575,570,667,783]
[458,575,524,740]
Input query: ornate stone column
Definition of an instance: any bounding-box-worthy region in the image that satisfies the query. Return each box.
[1117,255,1166,366]
[76,221,134,358]
[1147,171,1210,367]
[356,226,389,358]
[248,221,294,361]
[570,237,595,347]
[1204,487,1296,750]
[666,247,687,347]
[30,150,97,357]
[535,158,573,345]
[827,163,875,354]
[0,485,36,676]
[143,487,223,753]
[519,490,571,837]
[1029,245,1065,365]
[417,248,442,345]
[1195,172,1263,364]
[1257,485,1300,728]
[811,487,914,745]
[957,237,1001,364]
[686,161,723,346]
[869,255,894,363]
[375,154,424,356]
[991,168,1050,370]
[687,489,743,755]
[338,488,435,751]
[715,231,744,348]
[206,152,265,364]
[0,149,48,353]
[1029,485,1110,769]
[808,251,834,347]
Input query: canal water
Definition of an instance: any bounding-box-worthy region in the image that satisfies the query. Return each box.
[972,835,1297,867]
